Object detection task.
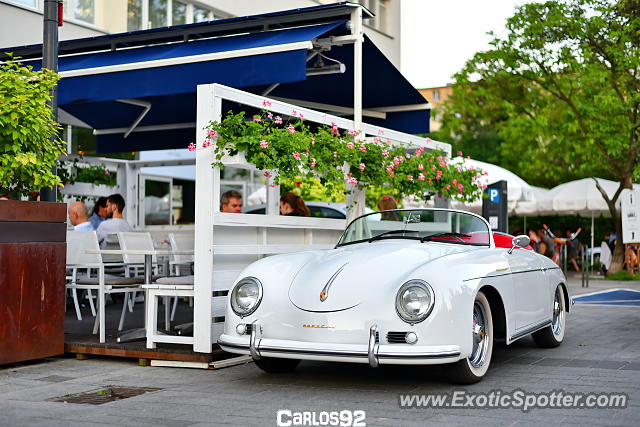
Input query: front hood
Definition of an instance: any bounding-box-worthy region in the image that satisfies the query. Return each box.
[288,240,472,312]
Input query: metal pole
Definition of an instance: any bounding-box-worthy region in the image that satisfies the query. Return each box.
[591,211,595,266]
[40,0,60,202]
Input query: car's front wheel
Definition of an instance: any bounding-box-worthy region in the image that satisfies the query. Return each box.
[532,284,566,348]
[254,357,301,373]
[446,291,493,384]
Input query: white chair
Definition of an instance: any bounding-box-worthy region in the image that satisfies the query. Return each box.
[144,275,195,349]
[67,231,144,343]
[168,232,194,276]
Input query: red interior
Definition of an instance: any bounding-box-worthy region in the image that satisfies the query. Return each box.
[493,232,533,251]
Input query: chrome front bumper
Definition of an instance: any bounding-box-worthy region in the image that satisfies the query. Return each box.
[219,324,462,367]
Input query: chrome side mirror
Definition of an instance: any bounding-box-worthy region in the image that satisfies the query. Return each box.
[508,235,530,254]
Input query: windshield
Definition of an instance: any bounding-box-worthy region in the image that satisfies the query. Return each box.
[337,209,491,247]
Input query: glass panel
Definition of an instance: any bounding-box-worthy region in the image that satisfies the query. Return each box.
[172,0,187,25]
[150,0,167,28]
[193,5,210,23]
[74,0,95,24]
[14,0,36,7]
[338,209,491,246]
[127,0,142,31]
[144,179,171,225]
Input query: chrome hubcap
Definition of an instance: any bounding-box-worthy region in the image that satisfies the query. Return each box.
[470,301,488,368]
[552,287,564,336]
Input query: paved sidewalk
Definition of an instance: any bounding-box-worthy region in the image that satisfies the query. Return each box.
[1,277,639,426]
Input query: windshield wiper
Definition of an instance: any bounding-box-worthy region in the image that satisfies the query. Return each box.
[368,230,419,243]
[420,232,471,243]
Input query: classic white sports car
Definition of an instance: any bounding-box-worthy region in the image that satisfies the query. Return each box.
[218,209,569,384]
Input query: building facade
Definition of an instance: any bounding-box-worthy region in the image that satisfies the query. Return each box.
[419,84,453,132]
[0,0,401,68]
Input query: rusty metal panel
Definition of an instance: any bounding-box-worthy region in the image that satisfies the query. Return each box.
[0,242,66,364]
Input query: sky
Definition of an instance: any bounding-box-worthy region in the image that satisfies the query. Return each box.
[400,0,530,89]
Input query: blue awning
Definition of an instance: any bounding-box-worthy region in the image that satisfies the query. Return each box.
[10,8,429,153]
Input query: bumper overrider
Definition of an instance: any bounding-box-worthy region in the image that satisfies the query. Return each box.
[218,324,462,367]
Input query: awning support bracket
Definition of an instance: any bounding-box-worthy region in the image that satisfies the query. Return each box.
[116,98,152,139]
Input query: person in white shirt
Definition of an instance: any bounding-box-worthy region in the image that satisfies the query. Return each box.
[96,193,132,246]
[68,201,94,231]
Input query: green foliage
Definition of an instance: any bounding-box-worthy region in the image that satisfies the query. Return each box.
[439,0,640,190]
[203,110,487,203]
[606,270,640,281]
[57,158,117,188]
[0,55,66,196]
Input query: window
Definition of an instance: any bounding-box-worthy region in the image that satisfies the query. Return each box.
[127,0,214,30]
[127,0,142,31]
[358,0,389,34]
[193,5,210,23]
[433,90,441,102]
[63,0,96,24]
[172,0,187,25]
[12,0,37,7]
[149,0,167,28]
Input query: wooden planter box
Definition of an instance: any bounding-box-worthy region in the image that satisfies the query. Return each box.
[0,200,67,365]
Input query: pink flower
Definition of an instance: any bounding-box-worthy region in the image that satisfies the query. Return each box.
[359,163,365,171]
[418,173,425,181]
[348,129,359,136]
[484,171,489,176]
[437,170,443,176]
[456,166,463,173]
[436,175,441,181]
[378,129,384,135]
[458,184,464,191]
[389,171,395,177]
[386,139,392,146]
[287,125,296,134]
[275,116,283,124]
[408,175,414,181]
[428,178,432,184]
[347,177,358,185]
[293,152,301,160]
[445,184,451,190]
[331,122,339,135]
[267,112,273,119]
[453,179,458,185]
[432,166,436,171]
[425,137,432,143]
[382,150,389,157]
[440,162,446,168]
[298,112,304,119]
[418,164,424,171]
[346,142,355,149]
[311,158,316,168]
[253,116,261,122]
[359,145,366,152]
[311,138,316,145]
[333,151,338,158]
[208,129,217,138]
[398,156,404,163]
[263,171,271,178]
[373,137,380,143]
[437,156,443,162]
[386,166,393,173]
[105,170,110,175]
[295,181,302,187]
[262,99,272,107]
[259,140,269,148]
[457,151,463,156]
[394,159,400,166]
[292,109,298,117]
[187,143,196,151]
[270,184,277,188]
[202,139,211,148]
[406,153,411,159]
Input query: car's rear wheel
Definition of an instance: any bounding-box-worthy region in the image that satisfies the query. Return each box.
[446,291,493,384]
[254,357,301,373]
[532,284,566,348]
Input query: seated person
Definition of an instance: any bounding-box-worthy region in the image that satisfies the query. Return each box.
[221,190,242,213]
[280,192,310,216]
[68,201,94,231]
[96,193,131,247]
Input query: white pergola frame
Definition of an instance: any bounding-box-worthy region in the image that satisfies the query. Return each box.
[192,81,451,352]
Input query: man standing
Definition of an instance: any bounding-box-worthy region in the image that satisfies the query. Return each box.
[221,190,243,213]
[96,193,132,245]
[68,201,94,230]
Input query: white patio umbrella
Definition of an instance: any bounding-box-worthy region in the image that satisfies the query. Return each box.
[513,186,553,216]
[448,157,536,214]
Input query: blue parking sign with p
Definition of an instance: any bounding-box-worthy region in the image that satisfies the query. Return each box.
[489,188,500,203]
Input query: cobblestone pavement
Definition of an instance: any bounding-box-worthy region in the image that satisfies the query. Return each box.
[1,277,639,427]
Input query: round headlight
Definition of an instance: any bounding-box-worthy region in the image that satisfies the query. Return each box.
[395,280,434,324]
[230,277,263,317]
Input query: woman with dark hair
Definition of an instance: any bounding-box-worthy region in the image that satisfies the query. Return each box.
[89,196,109,230]
[280,192,310,217]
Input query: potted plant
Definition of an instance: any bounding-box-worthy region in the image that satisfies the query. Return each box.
[0,56,68,365]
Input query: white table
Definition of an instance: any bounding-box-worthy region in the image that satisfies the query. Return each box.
[86,249,194,342]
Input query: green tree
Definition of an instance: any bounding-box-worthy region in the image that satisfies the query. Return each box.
[439,0,640,273]
[0,56,66,197]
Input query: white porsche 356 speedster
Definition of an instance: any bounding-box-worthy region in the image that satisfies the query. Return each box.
[218,209,569,384]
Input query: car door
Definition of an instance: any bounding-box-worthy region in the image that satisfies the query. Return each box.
[507,248,548,330]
